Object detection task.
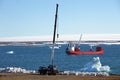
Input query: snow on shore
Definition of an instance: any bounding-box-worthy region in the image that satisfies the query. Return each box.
[80,57,110,72]
[0,67,36,73]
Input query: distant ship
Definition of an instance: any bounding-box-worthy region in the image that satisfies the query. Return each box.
[66,45,104,55]
[66,35,104,55]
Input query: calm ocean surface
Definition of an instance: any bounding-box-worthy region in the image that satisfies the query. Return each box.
[0,44,120,74]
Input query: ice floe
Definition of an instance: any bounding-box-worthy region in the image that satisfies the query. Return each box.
[80,57,110,72]
[6,51,14,54]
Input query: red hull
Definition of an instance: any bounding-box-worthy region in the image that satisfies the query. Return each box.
[66,50,104,55]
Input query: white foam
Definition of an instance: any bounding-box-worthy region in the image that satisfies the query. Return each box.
[0,67,36,73]
[80,57,110,72]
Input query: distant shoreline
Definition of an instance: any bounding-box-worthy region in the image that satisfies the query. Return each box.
[0,40,120,46]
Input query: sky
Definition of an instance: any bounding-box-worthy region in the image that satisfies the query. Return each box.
[0,0,120,37]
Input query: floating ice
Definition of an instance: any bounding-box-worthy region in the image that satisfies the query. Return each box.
[0,67,36,73]
[6,51,14,54]
[49,45,61,49]
[80,57,110,72]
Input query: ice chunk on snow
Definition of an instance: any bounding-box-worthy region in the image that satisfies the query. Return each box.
[80,57,110,72]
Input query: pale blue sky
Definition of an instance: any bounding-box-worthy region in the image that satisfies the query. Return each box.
[0,0,120,37]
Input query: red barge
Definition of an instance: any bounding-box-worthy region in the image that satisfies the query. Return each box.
[66,45,104,55]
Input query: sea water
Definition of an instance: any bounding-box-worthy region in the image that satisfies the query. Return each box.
[0,44,120,75]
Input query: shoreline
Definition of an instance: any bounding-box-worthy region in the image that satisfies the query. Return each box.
[0,73,120,80]
[0,40,120,46]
